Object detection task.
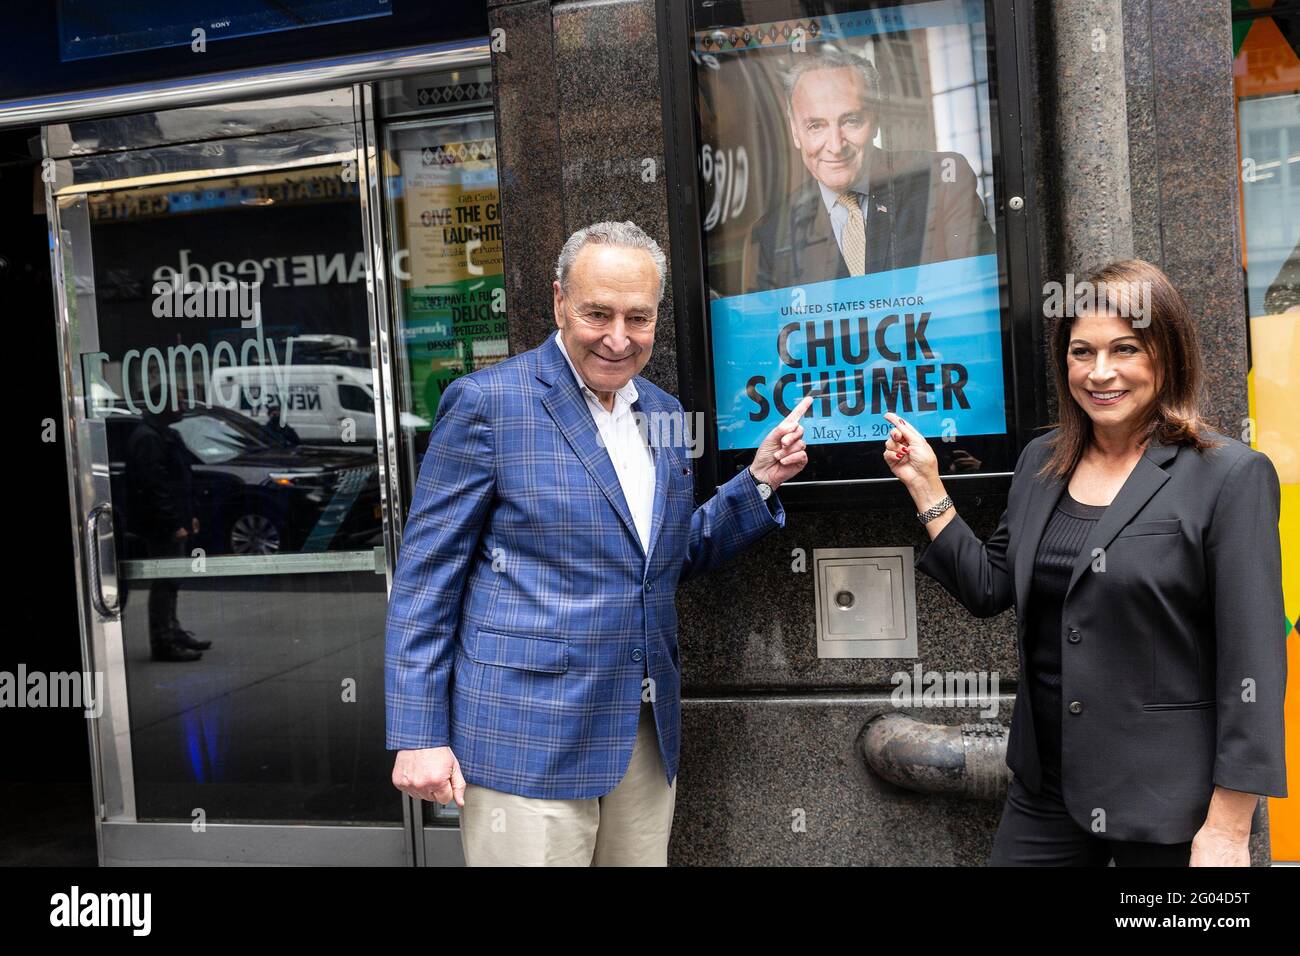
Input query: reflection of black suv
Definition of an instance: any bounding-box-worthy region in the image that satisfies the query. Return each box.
[106,406,382,556]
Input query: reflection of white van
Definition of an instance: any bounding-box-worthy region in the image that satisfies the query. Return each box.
[211,365,382,444]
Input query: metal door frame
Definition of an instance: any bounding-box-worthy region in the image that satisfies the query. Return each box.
[36,40,490,866]
[362,97,501,865]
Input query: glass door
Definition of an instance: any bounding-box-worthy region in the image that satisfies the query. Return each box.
[371,65,505,862]
[47,89,410,865]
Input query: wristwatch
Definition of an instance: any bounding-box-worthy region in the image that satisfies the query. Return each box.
[917,495,954,525]
[747,466,773,501]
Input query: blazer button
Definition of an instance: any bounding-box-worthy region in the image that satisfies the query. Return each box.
[644,580,654,592]
[631,648,644,662]
[1068,700,1083,714]
[1067,629,1081,644]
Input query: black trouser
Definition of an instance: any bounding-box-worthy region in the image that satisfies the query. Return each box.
[989,770,1192,866]
[145,535,188,644]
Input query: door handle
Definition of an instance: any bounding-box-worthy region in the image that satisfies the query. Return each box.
[86,503,120,618]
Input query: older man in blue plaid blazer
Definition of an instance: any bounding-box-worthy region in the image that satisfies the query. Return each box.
[386,221,809,865]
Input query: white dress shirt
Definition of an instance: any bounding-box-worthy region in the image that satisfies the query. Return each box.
[554,330,656,554]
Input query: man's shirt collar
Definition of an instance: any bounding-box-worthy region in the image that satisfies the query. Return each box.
[817,149,875,215]
[554,330,639,411]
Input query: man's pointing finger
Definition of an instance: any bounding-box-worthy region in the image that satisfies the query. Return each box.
[783,394,814,427]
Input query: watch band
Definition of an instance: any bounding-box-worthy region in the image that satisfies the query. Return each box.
[917,495,954,525]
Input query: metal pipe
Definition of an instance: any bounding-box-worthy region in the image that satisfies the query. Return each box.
[861,713,1010,801]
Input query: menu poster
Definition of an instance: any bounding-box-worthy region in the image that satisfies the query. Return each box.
[398,140,507,427]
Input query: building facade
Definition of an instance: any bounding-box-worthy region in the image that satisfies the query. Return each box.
[0,0,1293,865]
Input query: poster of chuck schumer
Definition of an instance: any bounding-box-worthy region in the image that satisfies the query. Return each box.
[694,0,1012,482]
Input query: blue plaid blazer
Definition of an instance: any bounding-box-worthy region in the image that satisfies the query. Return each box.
[384,333,785,798]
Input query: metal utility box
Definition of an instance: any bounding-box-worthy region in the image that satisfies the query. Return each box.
[814,547,918,659]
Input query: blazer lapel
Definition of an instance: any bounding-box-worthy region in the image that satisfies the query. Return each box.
[1014,453,1065,614]
[536,336,644,555]
[791,183,847,283]
[1014,436,1181,610]
[1064,438,1179,598]
[638,391,672,566]
[865,146,898,274]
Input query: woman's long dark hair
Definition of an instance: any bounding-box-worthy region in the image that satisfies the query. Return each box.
[1037,259,1223,481]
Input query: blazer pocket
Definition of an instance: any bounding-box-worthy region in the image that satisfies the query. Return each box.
[1116,518,1182,538]
[1142,699,1215,712]
[469,628,568,674]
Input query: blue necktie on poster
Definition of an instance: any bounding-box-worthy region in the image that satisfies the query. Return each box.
[710,254,1007,450]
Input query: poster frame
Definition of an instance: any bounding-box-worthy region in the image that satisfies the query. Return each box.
[657,0,1046,511]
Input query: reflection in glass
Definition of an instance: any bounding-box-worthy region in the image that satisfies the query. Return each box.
[1234,4,1300,489]
[117,570,395,823]
[85,164,385,558]
[76,159,395,822]
[380,105,507,489]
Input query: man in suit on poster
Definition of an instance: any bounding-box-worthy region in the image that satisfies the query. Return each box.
[745,46,995,293]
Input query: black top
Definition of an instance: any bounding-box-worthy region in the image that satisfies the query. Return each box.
[1027,488,1108,784]
[125,413,195,543]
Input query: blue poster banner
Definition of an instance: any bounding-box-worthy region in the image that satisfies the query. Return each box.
[710,254,1007,450]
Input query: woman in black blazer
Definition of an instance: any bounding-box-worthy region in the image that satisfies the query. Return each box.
[884,259,1288,866]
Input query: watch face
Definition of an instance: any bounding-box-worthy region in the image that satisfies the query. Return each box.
[757,482,772,500]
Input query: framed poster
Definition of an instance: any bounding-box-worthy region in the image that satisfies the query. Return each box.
[659,0,1045,507]
[379,97,507,486]
[391,123,505,428]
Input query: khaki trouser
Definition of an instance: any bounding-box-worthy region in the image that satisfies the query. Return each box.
[459,702,677,866]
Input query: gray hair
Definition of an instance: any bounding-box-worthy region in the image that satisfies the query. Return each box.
[782,46,882,111]
[555,220,667,300]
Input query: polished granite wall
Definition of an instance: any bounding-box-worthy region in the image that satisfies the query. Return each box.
[486,0,1266,864]
[1120,0,1249,439]
[488,0,679,389]
[1045,0,1135,269]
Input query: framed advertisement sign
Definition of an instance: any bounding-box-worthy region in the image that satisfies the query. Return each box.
[376,68,508,497]
[659,0,1045,507]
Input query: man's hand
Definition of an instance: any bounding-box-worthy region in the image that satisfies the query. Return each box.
[749,394,813,489]
[392,746,466,807]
